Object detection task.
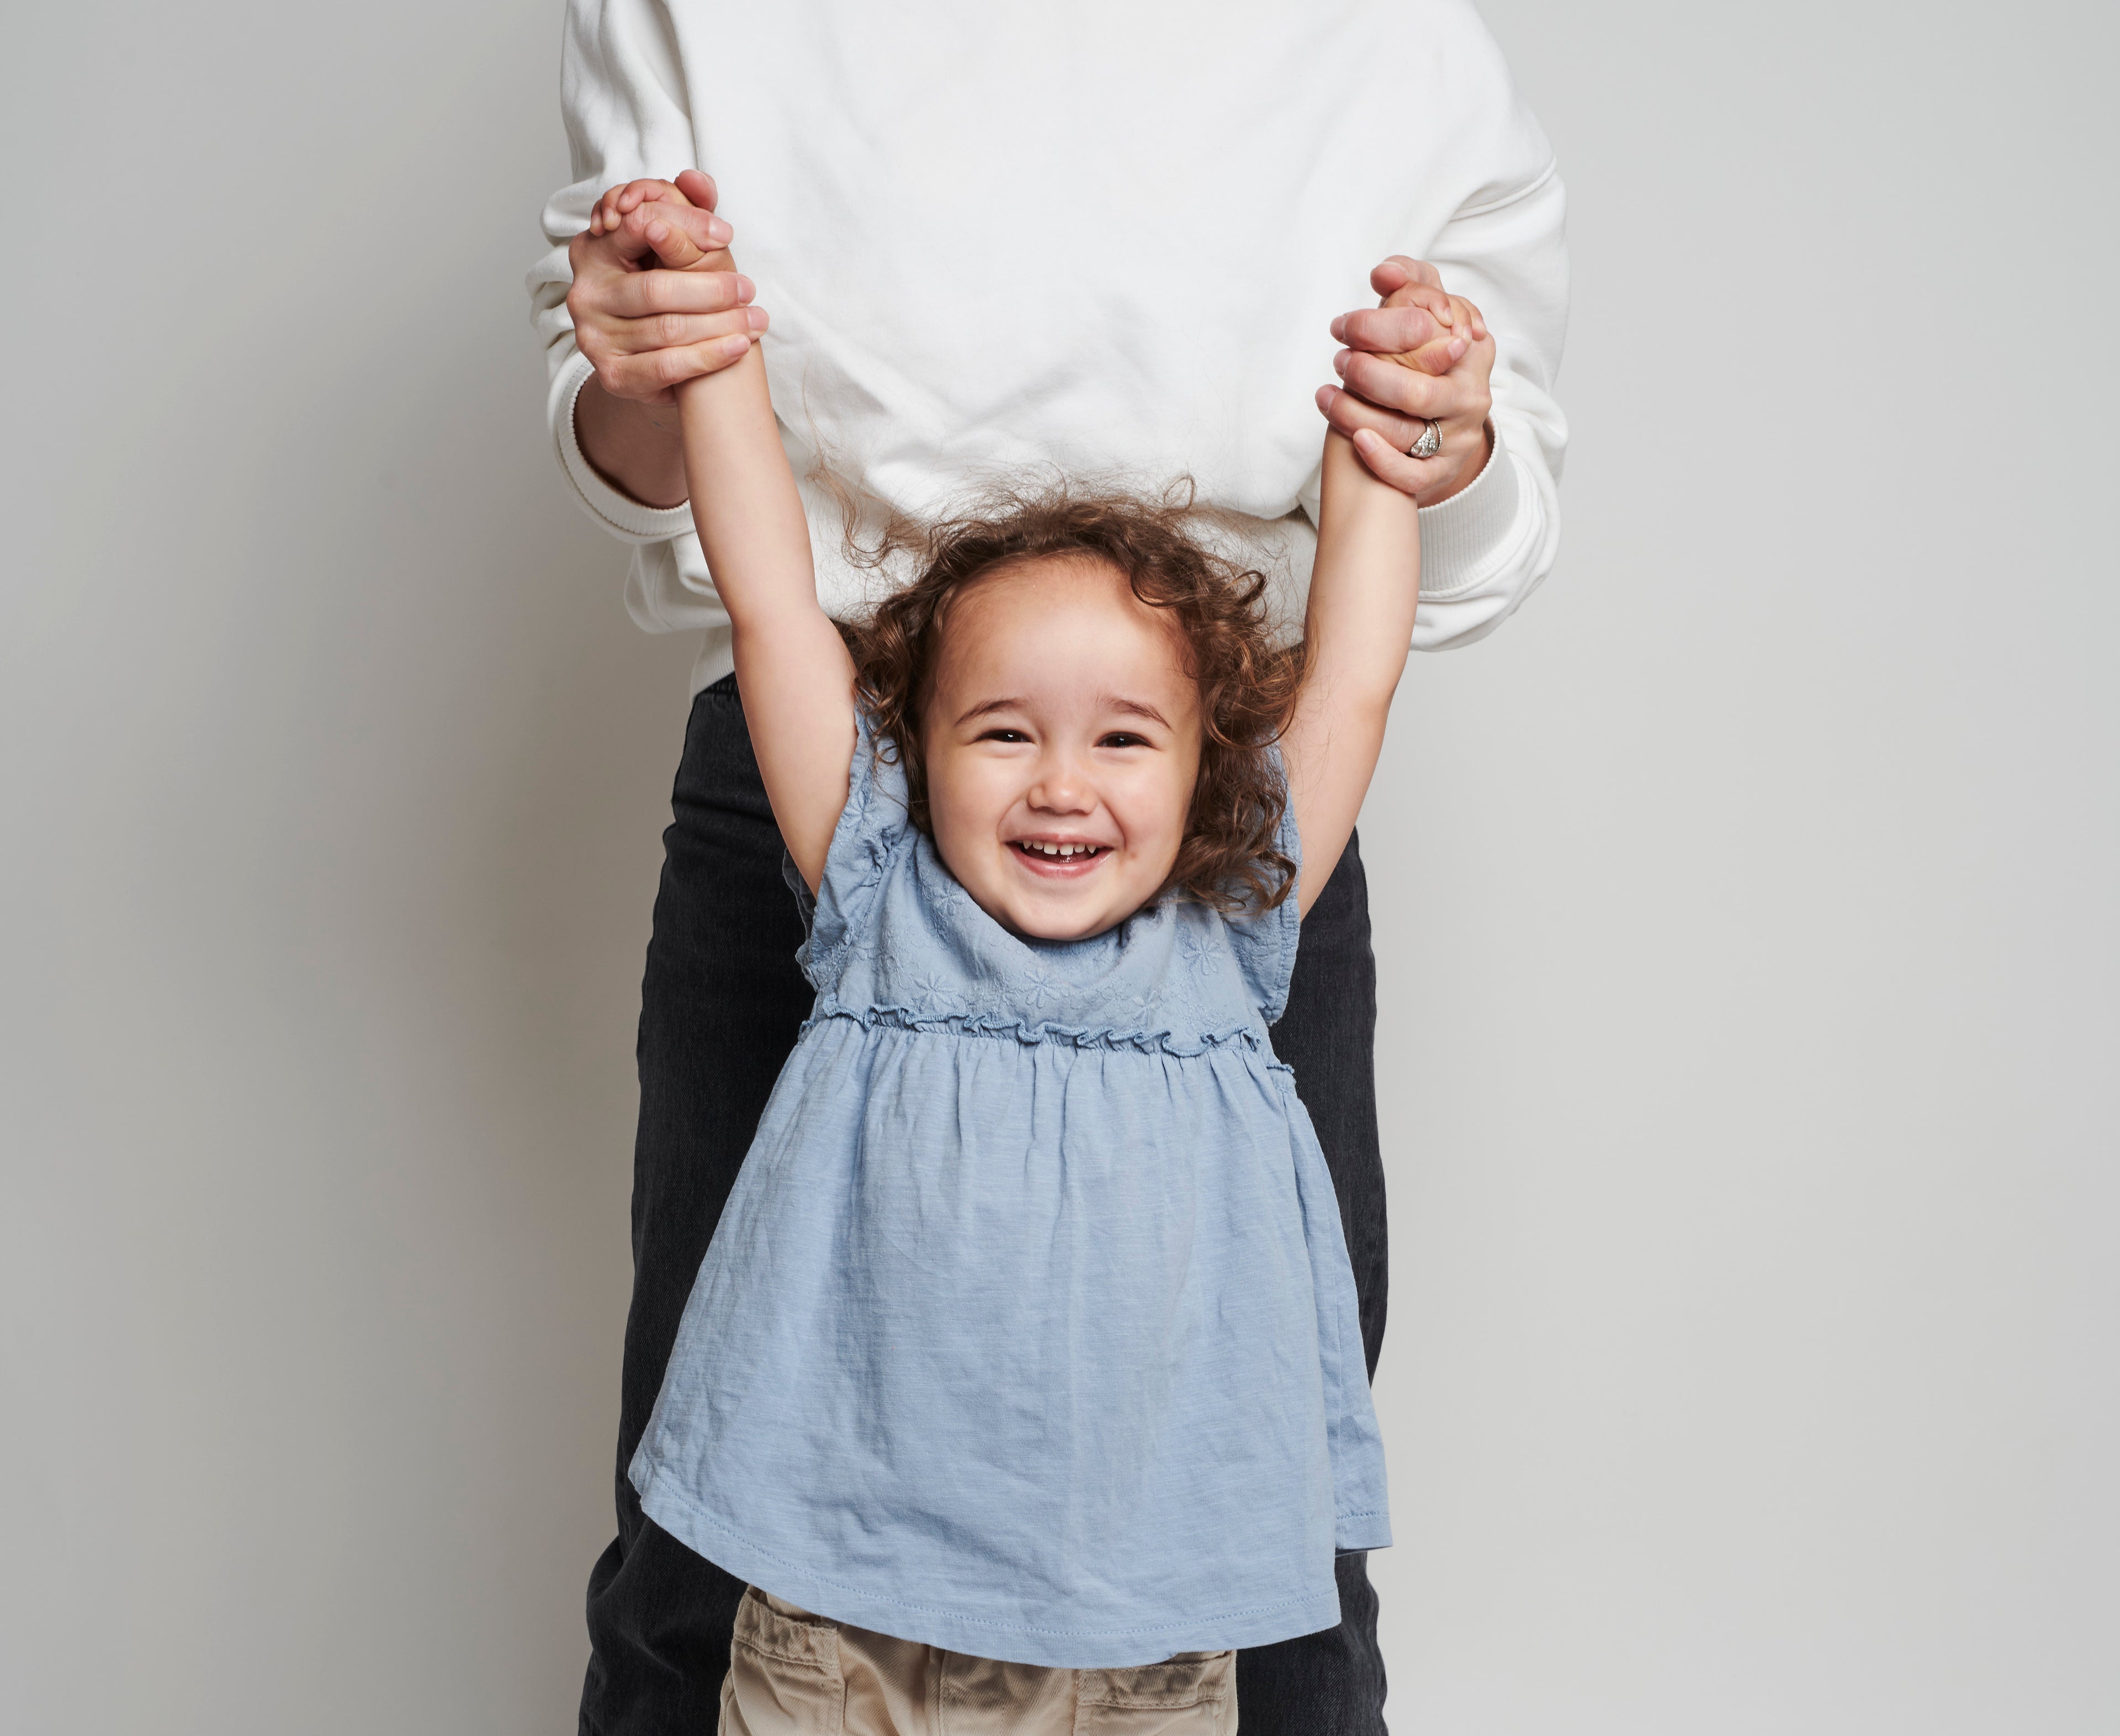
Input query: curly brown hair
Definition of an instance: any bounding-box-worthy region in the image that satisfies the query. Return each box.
[840,480,1305,913]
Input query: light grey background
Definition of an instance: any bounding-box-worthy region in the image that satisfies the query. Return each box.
[3,2,2114,1731]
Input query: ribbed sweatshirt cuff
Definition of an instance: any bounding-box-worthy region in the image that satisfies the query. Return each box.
[548,348,697,546]
[1414,427,1523,599]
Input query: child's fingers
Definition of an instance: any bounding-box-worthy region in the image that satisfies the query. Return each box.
[619,199,734,267]
[1362,264,1490,348]
[1381,277,1456,330]
[615,175,690,218]
[594,180,642,235]
[589,176,694,235]
[1447,294,1490,344]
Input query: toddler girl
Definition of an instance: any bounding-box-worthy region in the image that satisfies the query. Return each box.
[610,179,1465,1734]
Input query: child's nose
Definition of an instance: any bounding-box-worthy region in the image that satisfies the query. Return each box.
[1027,754,1095,814]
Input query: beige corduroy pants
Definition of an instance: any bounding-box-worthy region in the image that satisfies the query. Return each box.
[718,1587,1238,1735]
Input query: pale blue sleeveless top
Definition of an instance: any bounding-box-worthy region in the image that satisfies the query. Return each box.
[630,722,1389,1669]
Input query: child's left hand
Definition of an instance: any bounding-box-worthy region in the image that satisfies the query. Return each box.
[1316,256,1498,505]
[591,171,740,277]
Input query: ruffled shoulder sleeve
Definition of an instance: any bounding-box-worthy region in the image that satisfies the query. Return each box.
[797,713,917,990]
[1222,751,1303,1026]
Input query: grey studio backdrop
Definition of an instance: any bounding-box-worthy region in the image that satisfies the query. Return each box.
[2,2,2113,1731]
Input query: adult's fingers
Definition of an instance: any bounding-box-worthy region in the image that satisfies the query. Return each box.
[602,305,768,359]
[595,327,763,400]
[1372,260,1488,343]
[600,267,756,320]
[1368,330,1469,378]
[1378,273,1459,335]
[1347,424,1448,494]
[1322,389,1489,500]
[1316,381,1433,456]
[1332,347,1482,421]
[1332,302,1451,357]
[672,169,719,212]
[1370,255,1443,298]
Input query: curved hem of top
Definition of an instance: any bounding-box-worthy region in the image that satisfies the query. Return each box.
[633,1467,1344,1669]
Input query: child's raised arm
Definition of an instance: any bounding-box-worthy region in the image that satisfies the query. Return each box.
[1284,283,1493,915]
[1280,428,1422,918]
[619,195,856,892]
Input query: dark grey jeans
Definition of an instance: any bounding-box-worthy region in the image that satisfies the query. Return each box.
[579,676,1391,1734]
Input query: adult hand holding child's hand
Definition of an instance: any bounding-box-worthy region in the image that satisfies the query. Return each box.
[568,170,765,404]
[564,170,767,508]
[1317,256,1498,507]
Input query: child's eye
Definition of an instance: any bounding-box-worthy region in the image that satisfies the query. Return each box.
[1099,732,1149,749]
[977,728,1030,744]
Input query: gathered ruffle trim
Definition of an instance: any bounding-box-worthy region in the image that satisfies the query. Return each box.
[803,1001,1267,1057]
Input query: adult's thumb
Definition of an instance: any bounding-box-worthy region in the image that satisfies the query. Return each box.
[673,168,719,212]
[621,199,726,269]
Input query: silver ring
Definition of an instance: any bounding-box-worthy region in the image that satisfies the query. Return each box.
[1407,419,1441,460]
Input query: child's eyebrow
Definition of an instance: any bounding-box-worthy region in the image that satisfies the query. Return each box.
[952,696,1173,728]
[955,696,1029,726]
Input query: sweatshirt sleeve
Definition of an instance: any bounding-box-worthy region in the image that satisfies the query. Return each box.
[526,0,703,553]
[1408,158,1570,652]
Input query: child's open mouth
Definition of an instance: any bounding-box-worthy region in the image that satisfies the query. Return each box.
[1010,840,1109,874]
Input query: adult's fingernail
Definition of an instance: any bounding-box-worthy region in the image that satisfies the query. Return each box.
[746,306,768,331]
[1332,351,1349,377]
[1448,338,1467,362]
[722,335,750,358]
[736,274,755,302]
[1329,315,1347,342]
[709,218,733,242]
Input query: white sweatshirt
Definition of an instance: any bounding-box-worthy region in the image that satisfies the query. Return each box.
[529,0,1569,696]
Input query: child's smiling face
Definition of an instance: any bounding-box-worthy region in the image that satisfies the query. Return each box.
[922,557,1204,942]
